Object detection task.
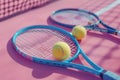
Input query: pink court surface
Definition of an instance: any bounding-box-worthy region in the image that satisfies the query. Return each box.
[0,0,120,80]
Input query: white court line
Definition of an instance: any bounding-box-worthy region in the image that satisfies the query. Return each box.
[95,0,120,16]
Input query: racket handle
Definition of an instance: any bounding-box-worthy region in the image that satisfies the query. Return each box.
[102,71,120,80]
[116,30,120,36]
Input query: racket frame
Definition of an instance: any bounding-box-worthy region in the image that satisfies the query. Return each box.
[50,8,119,35]
[12,25,120,80]
[12,25,103,75]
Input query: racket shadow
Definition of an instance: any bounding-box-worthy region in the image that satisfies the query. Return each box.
[87,32,120,73]
[7,38,101,80]
[87,31,120,45]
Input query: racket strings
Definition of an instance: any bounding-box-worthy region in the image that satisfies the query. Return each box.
[51,10,98,26]
[16,29,59,58]
[15,29,77,60]
[16,32,46,58]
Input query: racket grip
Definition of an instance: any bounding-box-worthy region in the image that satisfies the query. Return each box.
[102,71,120,80]
[117,30,120,36]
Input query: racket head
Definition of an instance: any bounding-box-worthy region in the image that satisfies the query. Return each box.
[12,25,81,64]
[50,8,100,28]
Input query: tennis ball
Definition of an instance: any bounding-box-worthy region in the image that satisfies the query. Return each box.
[52,42,71,61]
[72,25,87,40]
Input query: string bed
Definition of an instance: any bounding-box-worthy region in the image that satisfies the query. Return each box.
[15,28,77,60]
[51,10,98,26]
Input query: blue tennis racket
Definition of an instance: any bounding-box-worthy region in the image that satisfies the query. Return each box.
[12,25,120,80]
[50,8,120,36]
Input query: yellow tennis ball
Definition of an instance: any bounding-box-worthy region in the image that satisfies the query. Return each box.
[52,42,71,61]
[72,25,87,40]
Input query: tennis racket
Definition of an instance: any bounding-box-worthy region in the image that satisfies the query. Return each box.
[50,8,120,36]
[12,25,120,80]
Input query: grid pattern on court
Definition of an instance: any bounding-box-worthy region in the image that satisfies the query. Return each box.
[0,0,54,21]
[79,0,120,32]
[100,5,120,29]
[77,0,115,12]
